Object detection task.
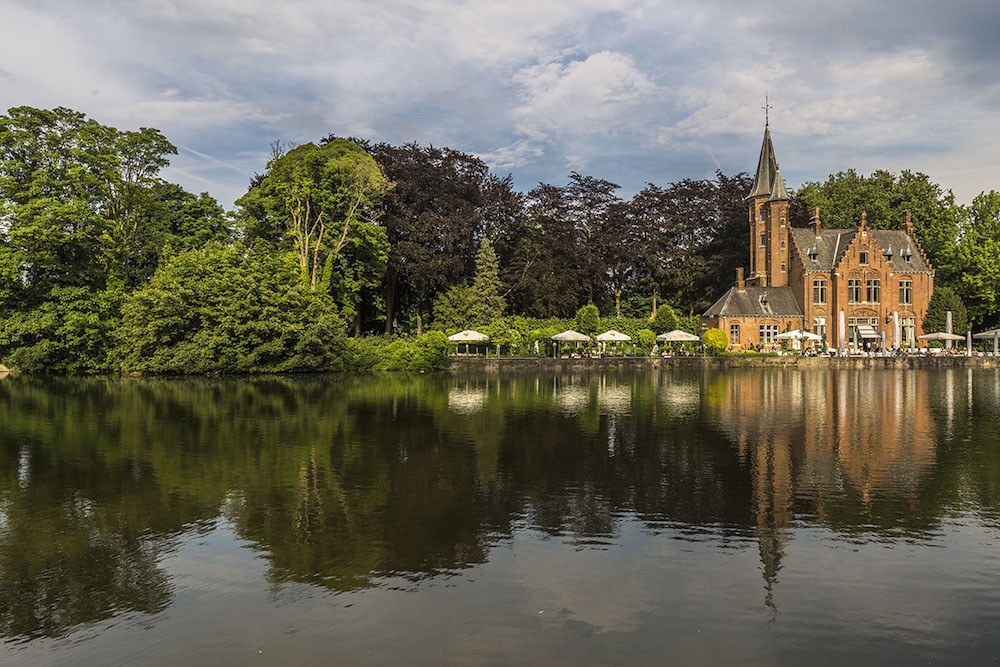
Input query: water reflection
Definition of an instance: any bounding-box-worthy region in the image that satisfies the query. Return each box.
[1,368,999,648]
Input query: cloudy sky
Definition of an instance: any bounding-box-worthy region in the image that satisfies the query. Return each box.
[3,0,999,209]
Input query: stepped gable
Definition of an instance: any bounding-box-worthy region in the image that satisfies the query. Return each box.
[870,230,932,273]
[704,286,802,318]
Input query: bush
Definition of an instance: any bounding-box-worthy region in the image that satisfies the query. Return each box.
[575,304,600,334]
[651,304,678,334]
[702,327,728,353]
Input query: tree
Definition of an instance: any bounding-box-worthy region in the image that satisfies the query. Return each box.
[953,191,1000,328]
[702,327,728,353]
[651,304,677,334]
[468,239,506,327]
[575,304,600,334]
[923,286,968,337]
[238,139,389,291]
[119,243,347,373]
[432,284,473,332]
[360,142,521,333]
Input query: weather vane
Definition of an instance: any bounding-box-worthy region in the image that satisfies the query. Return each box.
[762,91,771,126]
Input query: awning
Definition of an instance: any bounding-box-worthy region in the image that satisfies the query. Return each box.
[855,325,880,339]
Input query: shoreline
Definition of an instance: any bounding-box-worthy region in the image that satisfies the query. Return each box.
[449,355,1000,372]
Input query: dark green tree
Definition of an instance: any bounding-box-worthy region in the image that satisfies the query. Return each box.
[468,239,506,327]
[923,286,968,337]
[575,303,600,334]
[651,303,678,334]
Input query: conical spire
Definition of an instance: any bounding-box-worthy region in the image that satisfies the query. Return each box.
[748,124,779,199]
[769,165,790,201]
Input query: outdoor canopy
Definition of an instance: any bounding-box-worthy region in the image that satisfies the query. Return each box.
[596,330,632,342]
[657,329,701,342]
[775,329,822,341]
[551,330,592,342]
[917,331,965,341]
[447,329,489,342]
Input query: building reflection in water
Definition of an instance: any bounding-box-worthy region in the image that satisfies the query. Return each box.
[707,368,939,609]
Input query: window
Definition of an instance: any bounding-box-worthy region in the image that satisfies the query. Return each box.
[781,239,786,249]
[759,208,766,221]
[848,317,878,347]
[813,279,827,304]
[813,316,827,340]
[759,324,779,344]
[859,251,869,265]
[730,323,740,345]
[899,279,912,305]
[901,317,916,347]
[780,217,786,226]
[848,279,861,304]
[781,262,786,273]
[866,279,880,303]
[759,234,766,247]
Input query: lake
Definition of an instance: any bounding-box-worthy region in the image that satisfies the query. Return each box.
[2,367,1000,664]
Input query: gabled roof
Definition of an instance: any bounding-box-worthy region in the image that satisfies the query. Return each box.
[748,125,779,199]
[790,227,933,274]
[870,230,933,273]
[790,228,856,271]
[703,286,803,318]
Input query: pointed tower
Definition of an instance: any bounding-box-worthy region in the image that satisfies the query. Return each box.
[747,122,791,287]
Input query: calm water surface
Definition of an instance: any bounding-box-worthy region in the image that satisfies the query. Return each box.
[2,367,1000,664]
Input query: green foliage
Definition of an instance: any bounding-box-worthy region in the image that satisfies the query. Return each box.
[119,243,348,374]
[702,327,728,352]
[238,139,390,291]
[346,332,450,372]
[923,286,968,337]
[575,303,600,334]
[0,286,123,374]
[636,328,656,350]
[468,239,506,326]
[651,304,678,334]
[432,284,474,332]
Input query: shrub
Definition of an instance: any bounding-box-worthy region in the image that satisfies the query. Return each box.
[702,327,728,353]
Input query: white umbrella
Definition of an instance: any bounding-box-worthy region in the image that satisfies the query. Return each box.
[775,329,807,340]
[552,330,591,342]
[447,329,489,342]
[596,329,632,342]
[974,328,1000,355]
[917,331,964,341]
[657,329,701,342]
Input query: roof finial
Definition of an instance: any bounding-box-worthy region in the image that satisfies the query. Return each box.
[762,91,771,127]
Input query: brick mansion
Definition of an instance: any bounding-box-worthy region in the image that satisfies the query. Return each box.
[703,122,934,350]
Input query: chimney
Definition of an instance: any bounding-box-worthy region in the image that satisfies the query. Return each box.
[810,207,821,236]
[902,210,913,235]
[736,267,746,291]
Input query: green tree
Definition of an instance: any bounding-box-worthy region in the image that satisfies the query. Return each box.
[119,243,347,373]
[702,327,728,352]
[432,284,474,332]
[575,303,600,334]
[468,239,506,327]
[651,304,678,334]
[923,286,968,337]
[953,191,1000,328]
[238,139,389,291]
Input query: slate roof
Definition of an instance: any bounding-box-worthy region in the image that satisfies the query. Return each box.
[704,286,803,318]
[790,228,932,274]
[748,125,779,199]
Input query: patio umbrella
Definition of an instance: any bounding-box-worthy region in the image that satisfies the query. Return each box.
[917,331,965,341]
[656,329,701,342]
[974,329,1000,355]
[552,330,591,342]
[596,330,632,342]
[448,329,489,342]
[448,329,489,355]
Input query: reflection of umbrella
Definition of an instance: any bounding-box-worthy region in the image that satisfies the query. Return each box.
[448,329,489,342]
[917,331,965,341]
[596,330,632,342]
[657,329,701,342]
[552,330,592,342]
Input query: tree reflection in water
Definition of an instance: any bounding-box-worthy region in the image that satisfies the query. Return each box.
[1,367,999,642]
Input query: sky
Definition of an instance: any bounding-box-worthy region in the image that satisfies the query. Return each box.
[2,0,1000,210]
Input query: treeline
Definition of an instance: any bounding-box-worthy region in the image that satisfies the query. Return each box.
[0,106,995,374]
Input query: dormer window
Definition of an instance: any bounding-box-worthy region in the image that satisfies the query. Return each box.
[808,247,818,261]
[902,246,913,262]
[859,251,869,265]
[884,245,893,261]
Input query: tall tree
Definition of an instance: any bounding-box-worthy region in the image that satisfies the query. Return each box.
[361,142,521,333]
[238,139,389,291]
[468,239,506,326]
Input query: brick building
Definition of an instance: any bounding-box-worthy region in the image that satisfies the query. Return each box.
[703,122,934,351]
